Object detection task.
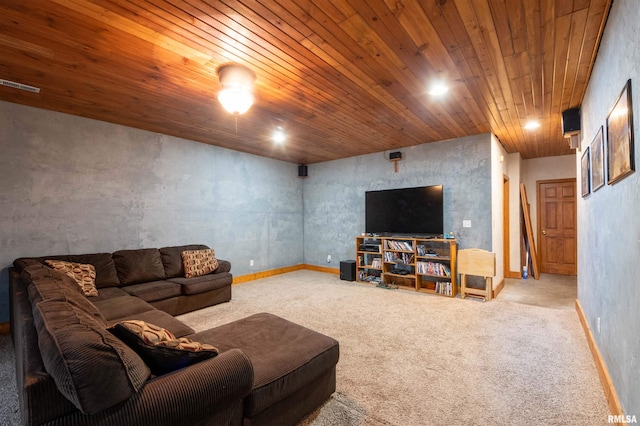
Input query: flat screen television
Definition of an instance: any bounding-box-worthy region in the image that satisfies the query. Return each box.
[365,185,443,236]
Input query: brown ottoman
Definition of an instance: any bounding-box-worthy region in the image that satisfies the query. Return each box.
[190,313,339,426]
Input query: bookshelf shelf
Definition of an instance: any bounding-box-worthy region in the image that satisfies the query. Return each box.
[355,236,457,297]
[355,236,384,283]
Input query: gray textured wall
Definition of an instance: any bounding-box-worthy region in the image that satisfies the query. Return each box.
[579,0,640,415]
[303,133,493,267]
[0,101,492,324]
[0,102,303,323]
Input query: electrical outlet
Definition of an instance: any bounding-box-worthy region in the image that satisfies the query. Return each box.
[250,259,254,267]
[463,220,471,228]
[597,317,601,334]
[327,255,331,263]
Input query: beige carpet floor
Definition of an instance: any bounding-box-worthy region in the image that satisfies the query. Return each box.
[499,273,578,311]
[179,270,610,425]
[0,270,610,425]
[0,333,20,425]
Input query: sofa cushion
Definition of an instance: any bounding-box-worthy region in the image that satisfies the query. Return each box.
[44,260,99,297]
[15,253,120,288]
[110,320,218,376]
[22,263,83,303]
[22,264,105,324]
[121,280,182,303]
[89,286,129,302]
[168,273,232,295]
[159,244,210,278]
[13,257,45,273]
[190,313,340,417]
[216,259,232,274]
[33,299,150,414]
[92,295,156,322]
[181,249,219,278]
[107,308,195,338]
[113,248,166,286]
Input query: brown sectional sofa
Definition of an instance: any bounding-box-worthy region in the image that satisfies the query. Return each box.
[10,244,339,425]
[14,244,233,316]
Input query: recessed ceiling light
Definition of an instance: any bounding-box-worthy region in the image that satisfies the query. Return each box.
[524,120,541,130]
[272,127,286,144]
[428,81,449,96]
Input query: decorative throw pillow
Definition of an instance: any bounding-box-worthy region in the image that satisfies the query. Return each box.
[45,260,99,297]
[109,320,218,375]
[181,249,219,278]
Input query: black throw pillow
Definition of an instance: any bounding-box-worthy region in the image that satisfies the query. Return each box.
[109,320,218,375]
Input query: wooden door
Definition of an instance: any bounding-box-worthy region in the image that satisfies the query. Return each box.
[537,179,577,275]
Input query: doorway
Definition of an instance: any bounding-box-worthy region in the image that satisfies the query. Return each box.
[536,179,577,275]
[502,175,517,278]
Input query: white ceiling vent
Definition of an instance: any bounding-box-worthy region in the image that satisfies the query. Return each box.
[0,79,41,93]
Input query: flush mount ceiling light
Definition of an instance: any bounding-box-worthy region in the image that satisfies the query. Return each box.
[428,81,449,96]
[524,120,541,130]
[216,63,256,115]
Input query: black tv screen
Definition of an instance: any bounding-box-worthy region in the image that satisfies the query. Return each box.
[365,185,443,236]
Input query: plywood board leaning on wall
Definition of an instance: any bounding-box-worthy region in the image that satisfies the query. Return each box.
[520,183,539,279]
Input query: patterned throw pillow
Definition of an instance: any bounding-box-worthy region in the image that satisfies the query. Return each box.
[181,249,219,278]
[109,320,218,375]
[45,260,99,297]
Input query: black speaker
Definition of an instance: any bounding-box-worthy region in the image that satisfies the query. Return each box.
[340,260,356,281]
[562,108,581,136]
[298,164,308,178]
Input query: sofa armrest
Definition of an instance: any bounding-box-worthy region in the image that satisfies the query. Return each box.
[54,349,253,425]
[216,259,231,274]
[142,347,252,403]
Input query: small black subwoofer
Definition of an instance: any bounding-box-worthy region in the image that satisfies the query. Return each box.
[340,260,356,281]
[562,108,581,136]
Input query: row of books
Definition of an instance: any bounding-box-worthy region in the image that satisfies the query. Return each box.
[359,253,380,263]
[385,240,413,251]
[435,281,453,296]
[416,261,451,276]
[385,252,414,264]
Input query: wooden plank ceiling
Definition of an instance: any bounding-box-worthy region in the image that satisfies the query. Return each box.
[0,0,611,164]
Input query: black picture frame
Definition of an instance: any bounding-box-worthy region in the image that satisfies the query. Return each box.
[590,126,605,192]
[581,147,591,198]
[606,79,635,185]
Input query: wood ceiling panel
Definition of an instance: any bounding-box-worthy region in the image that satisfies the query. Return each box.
[451,0,512,146]
[0,0,612,163]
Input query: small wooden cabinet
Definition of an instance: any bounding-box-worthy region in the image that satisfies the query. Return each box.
[355,236,457,297]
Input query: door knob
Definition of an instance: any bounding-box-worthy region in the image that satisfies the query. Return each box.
[542,230,546,235]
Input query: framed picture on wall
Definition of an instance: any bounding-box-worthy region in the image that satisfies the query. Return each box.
[581,147,591,197]
[590,126,605,192]
[606,79,635,185]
